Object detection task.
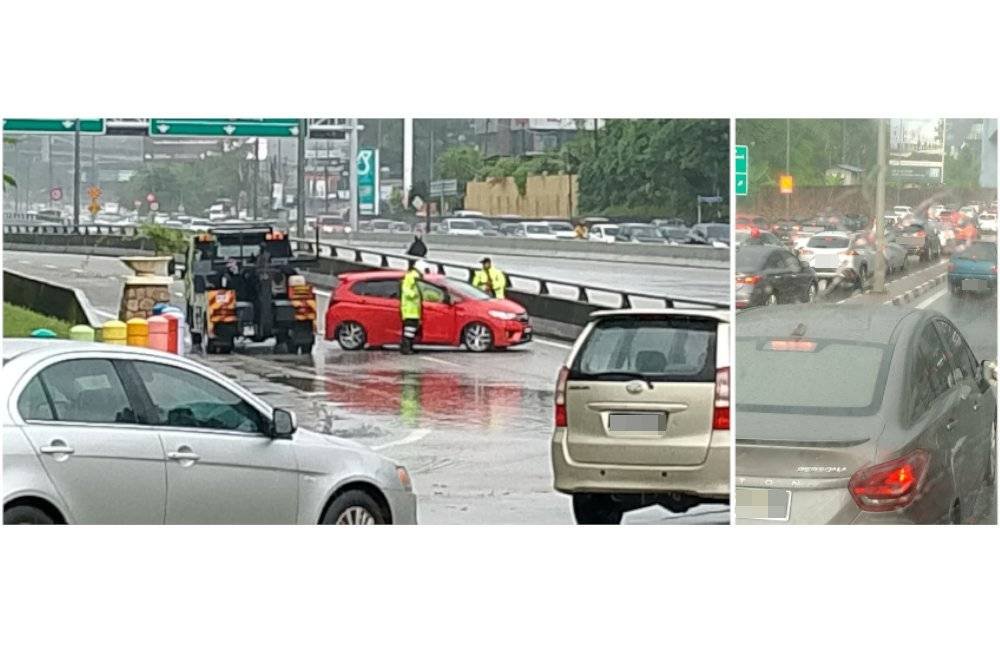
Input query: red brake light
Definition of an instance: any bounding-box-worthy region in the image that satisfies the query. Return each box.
[712,367,729,431]
[737,274,763,285]
[915,230,926,237]
[554,366,569,428]
[849,451,929,512]
[948,262,955,272]
[766,340,817,352]
[992,266,997,275]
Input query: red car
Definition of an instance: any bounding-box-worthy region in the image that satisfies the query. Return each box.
[325,270,533,352]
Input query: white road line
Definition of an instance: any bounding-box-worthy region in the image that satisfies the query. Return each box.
[533,337,572,350]
[371,428,431,451]
[915,287,947,310]
[420,355,461,367]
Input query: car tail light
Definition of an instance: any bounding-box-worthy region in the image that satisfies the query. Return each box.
[554,366,569,428]
[766,340,817,352]
[992,266,997,275]
[849,450,929,512]
[737,274,762,285]
[713,367,729,431]
[915,230,926,237]
[948,262,956,272]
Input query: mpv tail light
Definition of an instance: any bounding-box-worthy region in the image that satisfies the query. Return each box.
[554,366,570,428]
[849,450,929,512]
[713,367,729,431]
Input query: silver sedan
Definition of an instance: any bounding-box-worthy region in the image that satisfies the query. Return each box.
[2,339,417,524]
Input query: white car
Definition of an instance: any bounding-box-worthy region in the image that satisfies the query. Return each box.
[799,231,876,289]
[588,224,620,243]
[2,339,417,524]
[960,205,979,221]
[439,218,485,236]
[515,222,558,240]
[893,205,913,218]
[927,204,946,220]
[977,212,997,233]
[542,220,578,239]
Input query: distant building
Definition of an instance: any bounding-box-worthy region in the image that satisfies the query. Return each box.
[981,119,997,189]
[473,119,602,158]
[825,164,865,186]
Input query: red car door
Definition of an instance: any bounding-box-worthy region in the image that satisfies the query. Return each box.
[353,279,402,346]
[417,281,457,344]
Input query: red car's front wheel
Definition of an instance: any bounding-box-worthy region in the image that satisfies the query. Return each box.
[463,322,494,352]
[336,321,367,350]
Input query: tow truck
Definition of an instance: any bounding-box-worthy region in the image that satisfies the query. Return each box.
[184,223,318,354]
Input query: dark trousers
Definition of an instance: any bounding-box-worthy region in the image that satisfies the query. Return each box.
[401,318,420,354]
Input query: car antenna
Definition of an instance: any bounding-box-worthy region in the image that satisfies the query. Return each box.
[791,322,807,338]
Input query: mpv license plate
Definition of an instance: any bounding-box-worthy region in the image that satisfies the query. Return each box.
[608,412,665,433]
[963,278,986,291]
[735,488,791,521]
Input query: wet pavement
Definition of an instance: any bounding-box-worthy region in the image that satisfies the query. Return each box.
[4,250,730,524]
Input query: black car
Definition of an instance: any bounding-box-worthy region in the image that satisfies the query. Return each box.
[735,304,996,524]
[735,245,817,309]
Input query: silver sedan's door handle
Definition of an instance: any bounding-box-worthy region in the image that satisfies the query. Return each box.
[167,449,201,462]
[40,443,74,455]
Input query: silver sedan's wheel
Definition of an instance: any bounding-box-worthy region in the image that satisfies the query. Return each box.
[336,506,376,525]
[337,322,366,350]
[463,322,494,352]
[766,292,779,306]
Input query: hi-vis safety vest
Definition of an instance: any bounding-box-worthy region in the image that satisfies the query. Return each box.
[472,266,507,299]
[400,269,423,319]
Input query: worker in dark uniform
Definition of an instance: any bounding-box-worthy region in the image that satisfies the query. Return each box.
[406,230,428,258]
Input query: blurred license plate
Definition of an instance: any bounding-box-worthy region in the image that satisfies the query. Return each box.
[963,279,986,291]
[608,412,665,432]
[735,488,791,521]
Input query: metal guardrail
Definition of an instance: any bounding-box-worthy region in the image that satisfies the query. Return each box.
[290,237,728,310]
[1,222,729,310]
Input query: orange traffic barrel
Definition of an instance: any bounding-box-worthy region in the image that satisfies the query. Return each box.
[126,318,149,347]
[102,320,127,345]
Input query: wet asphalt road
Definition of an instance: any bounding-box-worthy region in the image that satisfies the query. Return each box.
[4,250,730,524]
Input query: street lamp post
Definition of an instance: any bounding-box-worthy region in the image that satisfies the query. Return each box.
[73,119,81,226]
[873,119,888,294]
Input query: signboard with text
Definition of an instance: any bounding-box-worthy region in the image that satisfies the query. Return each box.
[357,148,380,216]
[734,145,748,197]
[889,118,945,184]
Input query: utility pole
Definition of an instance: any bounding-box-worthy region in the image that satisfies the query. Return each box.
[296,118,306,237]
[873,118,888,294]
[90,135,97,188]
[349,117,359,231]
[785,119,791,220]
[73,119,81,226]
[403,118,413,208]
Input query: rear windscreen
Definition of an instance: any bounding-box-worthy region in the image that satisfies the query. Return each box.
[735,338,890,415]
[808,236,849,248]
[955,242,997,261]
[571,317,716,382]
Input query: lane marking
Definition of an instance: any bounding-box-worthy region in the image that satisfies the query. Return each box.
[915,287,947,310]
[420,355,461,367]
[371,428,431,451]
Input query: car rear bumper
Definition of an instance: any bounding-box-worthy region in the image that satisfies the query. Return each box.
[551,428,730,497]
[949,273,997,290]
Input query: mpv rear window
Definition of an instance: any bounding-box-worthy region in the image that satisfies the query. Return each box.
[571,316,717,383]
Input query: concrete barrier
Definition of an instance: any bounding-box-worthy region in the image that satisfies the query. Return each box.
[3,270,103,329]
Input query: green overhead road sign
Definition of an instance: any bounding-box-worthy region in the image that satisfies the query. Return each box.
[3,118,105,134]
[148,119,301,137]
[735,144,749,197]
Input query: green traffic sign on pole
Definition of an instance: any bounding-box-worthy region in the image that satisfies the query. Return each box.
[3,118,105,134]
[148,119,301,137]
[735,144,749,197]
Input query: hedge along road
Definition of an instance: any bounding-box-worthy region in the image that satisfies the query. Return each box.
[3,250,729,524]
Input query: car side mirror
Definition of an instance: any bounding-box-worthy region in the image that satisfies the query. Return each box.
[272,408,297,439]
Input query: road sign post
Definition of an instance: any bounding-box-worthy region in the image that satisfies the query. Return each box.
[734,145,748,197]
[357,147,379,217]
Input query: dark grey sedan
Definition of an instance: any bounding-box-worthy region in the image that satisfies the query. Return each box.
[735,305,996,524]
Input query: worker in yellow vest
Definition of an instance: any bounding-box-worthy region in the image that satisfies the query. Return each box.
[472,257,507,299]
[399,260,423,355]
